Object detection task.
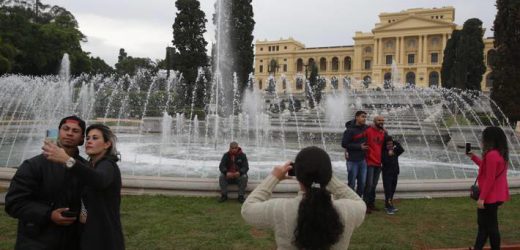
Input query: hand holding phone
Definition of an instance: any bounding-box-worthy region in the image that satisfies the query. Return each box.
[465,142,472,155]
[46,129,59,144]
[60,210,77,218]
[288,162,296,176]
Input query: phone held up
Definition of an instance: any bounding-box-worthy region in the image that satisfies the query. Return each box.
[46,128,59,144]
[288,162,296,176]
[60,210,77,218]
[465,142,472,154]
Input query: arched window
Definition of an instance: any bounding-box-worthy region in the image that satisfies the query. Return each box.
[363,75,371,88]
[344,56,352,71]
[384,72,392,82]
[320,57,327,71]
[406,72,416,85]
[429,71,439,87]
[308,58,315,67]
[296,58,303,72]
[331,57,339,71]
[258,79,263,90]
[296,78,303,90]
[282,79,287,89]
[486,73,494,88]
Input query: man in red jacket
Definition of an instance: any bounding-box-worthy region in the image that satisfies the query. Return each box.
[364,115,387,212]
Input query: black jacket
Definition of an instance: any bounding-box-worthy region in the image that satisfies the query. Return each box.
[219,151,249,176]
[71,156,125,250]
[381,141,405,175]
[341,120,368,161]
[5,153,86,250]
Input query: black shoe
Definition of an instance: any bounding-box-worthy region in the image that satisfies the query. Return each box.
[238,195,245,203]
[218,195,228,203]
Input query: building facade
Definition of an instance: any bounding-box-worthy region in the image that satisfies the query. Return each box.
[254,7,494,93]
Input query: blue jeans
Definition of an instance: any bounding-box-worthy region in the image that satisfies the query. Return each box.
[364,166,381,207]
[346,160,367,197]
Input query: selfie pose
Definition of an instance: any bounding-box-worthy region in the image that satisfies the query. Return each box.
[241,146,366,249]
[43,124,125,250]
[5,116,87,250]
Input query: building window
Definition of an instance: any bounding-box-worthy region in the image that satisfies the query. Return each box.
[296,78,303,90]
[283,64,287,72]
[284,46,287,50]
[386,55,393,65]
[282,79,287,89]
[260,48,263,51]
[320,57,327,71]
[406,72,416,85]
[486,73,494,88]
[364,47,372,54]
[344,56,352,71]
[308,58,315,67]
[332,57,339,71]
[364,60,371,70]
[276,46,279,51]
[296,58,303,72]
[408,54,415,64]
[259,65,263,73]
[429,71,439,87]
[431,53,439,64]
[259,80,263,89]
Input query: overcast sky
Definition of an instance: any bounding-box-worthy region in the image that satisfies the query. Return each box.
[43,0,496,66]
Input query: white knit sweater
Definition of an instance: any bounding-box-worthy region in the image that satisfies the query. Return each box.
[241,175,366,250]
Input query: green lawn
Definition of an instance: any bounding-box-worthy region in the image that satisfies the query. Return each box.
[1,195,519,250]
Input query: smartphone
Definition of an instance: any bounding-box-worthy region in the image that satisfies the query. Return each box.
[288,162,296,176]
[46,129,59,143]
[465,142,471,154]
[60,210,77,218]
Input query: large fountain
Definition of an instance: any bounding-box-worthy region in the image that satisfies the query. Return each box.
[1,1,519,193]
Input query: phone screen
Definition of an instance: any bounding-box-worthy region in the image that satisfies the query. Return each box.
[46,129,59,143]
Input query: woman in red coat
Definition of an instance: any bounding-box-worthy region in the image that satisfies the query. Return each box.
[467,126,510,250]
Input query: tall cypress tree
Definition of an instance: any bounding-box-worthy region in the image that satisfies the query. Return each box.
[441,19,485,90]
[457,18,486,90]
[490,0,520,124]
[441,30,460,88]
[172,0,208,109]
[230,0,255,94]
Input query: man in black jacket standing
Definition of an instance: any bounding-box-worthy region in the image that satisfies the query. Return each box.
[341,111,369,197]
[218,141,249,203]
[5,116,87,250]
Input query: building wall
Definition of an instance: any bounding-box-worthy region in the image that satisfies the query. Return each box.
[254,7,494,93]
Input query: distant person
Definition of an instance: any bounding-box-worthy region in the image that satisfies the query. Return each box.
[467,127,510,250]
[364,115,387,213]
[341,111,369,197]
[241,147,366,249]
[218,142,249,203]
[5,116,87,250]
[381,136,404,215]
[43,124,125,250]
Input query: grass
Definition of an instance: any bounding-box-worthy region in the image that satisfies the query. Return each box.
[1,195,519,250]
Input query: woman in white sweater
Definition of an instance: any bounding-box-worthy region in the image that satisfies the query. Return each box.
[241,146,366,250]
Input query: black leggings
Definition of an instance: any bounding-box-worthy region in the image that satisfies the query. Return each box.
[474,202,502,250]
[382,172,398,207]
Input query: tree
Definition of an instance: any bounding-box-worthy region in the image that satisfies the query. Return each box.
[115,48,156,76]
[440,19,486,90]
[89,56,114,75]
[230,0,255,94]
[441,30,460,88]
[0,1,92,76]
[490,0,520,124]
[171,0,208,109]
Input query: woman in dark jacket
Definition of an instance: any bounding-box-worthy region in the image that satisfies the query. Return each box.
[381,136,404,215]
[43,124,124,250]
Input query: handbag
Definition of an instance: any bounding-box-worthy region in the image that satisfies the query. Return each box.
[470,178,479,201]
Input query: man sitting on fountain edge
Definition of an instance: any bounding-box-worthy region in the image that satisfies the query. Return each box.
[218,141,249,203]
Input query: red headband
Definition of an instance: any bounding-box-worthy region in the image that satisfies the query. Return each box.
[64,119,80,125]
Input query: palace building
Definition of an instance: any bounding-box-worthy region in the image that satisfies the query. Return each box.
[253,7,494,93]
